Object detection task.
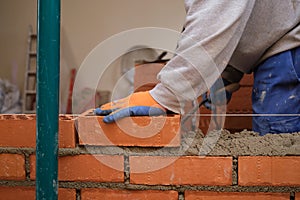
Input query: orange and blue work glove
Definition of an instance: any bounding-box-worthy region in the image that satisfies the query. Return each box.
[94,91,166,123]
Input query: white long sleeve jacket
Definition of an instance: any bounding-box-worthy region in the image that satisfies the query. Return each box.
[150,0,300,113]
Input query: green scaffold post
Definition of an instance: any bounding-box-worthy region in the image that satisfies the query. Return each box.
[36,0,60,199]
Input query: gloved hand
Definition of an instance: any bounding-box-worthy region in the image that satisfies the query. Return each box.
[94,91,166,123]
[202,77,240,110]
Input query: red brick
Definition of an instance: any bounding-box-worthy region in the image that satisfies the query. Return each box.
[0,154,25,180]
[0,114,76,148]
[0,187,76,200]
[58,115,76,148]
[134,84,157,92]
[296,193,300,200]
[130,156,232,185]
[134,63,165,92]
[0,187,34,200]
[224,116,252,131]
[227,87,252,112]
[239,156,300,186]
[0,115,35,147]
[185,191,289,200]
[239,74,254,87]
[81,189,178,200]
[58,188,76,200]
[30,154,124,182]
[198,113,252,133]
[77,115,180,147]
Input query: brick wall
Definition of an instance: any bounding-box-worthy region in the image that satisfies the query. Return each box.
[0,114,299,200]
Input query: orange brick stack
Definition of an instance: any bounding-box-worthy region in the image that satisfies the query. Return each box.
[0,114,299,200]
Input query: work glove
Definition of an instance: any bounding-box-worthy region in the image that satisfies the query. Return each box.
[202,78,240,110]
[203,66,243,110]
[94,91,166,123]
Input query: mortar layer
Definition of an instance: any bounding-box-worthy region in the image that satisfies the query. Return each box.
[182,129,300,156]
[72,129,300,157]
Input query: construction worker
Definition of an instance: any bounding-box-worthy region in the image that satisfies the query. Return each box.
[95,0,300,135]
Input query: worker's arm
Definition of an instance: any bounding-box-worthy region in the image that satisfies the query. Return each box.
[150,0,256,113]
[96,0,256,123]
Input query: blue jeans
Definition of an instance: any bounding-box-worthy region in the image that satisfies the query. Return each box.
[252,46,300,135]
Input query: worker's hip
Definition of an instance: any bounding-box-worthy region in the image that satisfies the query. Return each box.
[252,46,300,135]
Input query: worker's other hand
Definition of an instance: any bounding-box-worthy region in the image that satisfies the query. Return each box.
[203,77,240,110]
[94,91,166,123]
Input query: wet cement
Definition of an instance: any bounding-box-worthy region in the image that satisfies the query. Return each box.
[181,129,300,156]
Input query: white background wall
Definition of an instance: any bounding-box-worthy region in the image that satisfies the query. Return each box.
[0,0,186,113]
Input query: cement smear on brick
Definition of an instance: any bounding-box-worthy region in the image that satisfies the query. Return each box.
[181,129,300,156]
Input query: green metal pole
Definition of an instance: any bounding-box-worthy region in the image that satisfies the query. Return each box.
[36,0,60,199]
